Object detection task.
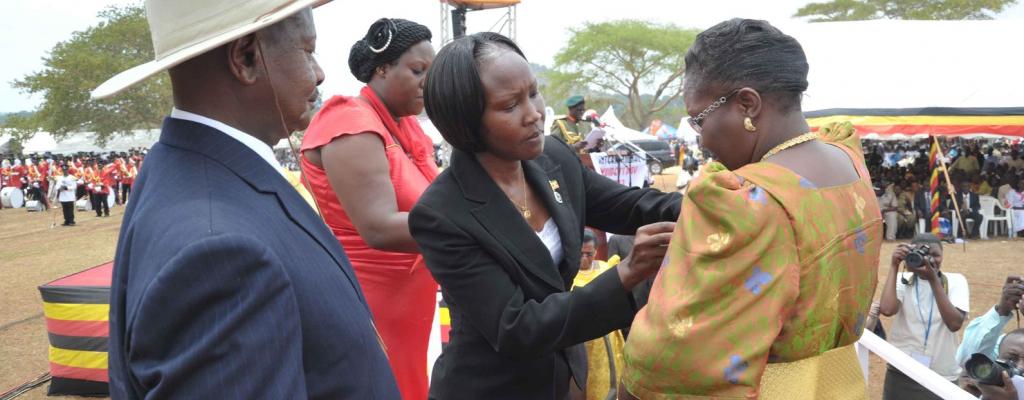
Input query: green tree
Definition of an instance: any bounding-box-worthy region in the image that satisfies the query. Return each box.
[544,20,698,129]
[795,0,1017,21]
[7,5,170,147]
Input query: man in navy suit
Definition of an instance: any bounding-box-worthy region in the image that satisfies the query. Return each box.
[92,1,399,398]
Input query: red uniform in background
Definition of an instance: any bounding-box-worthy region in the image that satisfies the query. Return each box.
[102,163,118,191]
[121,161,137,203]
[11,163,26,189]
[1,165,10,189]
[90,164,110,217]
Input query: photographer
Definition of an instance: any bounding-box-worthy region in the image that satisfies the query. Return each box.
[962,329,1024,400]
[958,276,1024,367]
[880,233,970,399]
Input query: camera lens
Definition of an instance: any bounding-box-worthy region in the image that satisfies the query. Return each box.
[905,252,923,268]
[969,362,993,379]
[967,353,1007,387]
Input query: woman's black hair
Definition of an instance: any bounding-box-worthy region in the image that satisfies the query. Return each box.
[685,19,809,112]
[423,32,526,153]
[911,232,943,250]
[349,18,432,83]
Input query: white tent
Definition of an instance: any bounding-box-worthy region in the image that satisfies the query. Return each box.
[21,132,58,153]
[599,107,658,143]
[775,20,1024,138]
[13,130,160,155]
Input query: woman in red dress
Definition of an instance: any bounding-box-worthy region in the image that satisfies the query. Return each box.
[300,18,437,399]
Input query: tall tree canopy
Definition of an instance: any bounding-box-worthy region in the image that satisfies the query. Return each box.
[7,5,170,147]
[795,0,1017,21]
[543,20,698,129]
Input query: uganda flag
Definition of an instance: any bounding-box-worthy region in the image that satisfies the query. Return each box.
[928,139,942,236]
[38,262,112,396]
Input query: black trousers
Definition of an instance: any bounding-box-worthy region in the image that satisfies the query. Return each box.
[963,211,984,238]
[26,186,49,209]
[121,183,131,204]
[92,193,109,216]
[61,201,75,225]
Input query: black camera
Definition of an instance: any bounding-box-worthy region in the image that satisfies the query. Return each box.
[966,353,1022,387]
[904,244,933,269]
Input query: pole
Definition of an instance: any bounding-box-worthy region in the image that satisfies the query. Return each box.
[931,136,967,251]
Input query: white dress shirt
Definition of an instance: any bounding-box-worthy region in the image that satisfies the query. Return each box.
[170,108,287,180]
[57,174,78,203]
[890,272,970,380]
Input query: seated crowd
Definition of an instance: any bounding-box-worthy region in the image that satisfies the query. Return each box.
[865,139,1024,240]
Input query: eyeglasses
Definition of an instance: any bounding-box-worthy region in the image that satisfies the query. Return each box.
[687,89,739,134]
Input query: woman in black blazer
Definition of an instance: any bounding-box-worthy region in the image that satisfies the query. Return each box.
[410,32,682,400]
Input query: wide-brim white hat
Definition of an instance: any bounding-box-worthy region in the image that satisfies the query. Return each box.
[91,0,330,99]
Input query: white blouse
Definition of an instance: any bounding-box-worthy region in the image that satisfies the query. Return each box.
[534,218,564,265]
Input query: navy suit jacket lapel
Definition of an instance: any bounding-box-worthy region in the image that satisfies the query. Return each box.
[451,150,565,291]
[158,118,365,301]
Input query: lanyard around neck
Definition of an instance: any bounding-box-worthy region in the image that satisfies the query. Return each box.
[914,281,936,349]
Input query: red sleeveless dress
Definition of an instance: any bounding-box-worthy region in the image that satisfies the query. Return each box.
[301,86,438,399]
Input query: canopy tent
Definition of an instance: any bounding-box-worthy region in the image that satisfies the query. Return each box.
[780,20,1024,138]
[16,130,160,155]
[600,107,660,143]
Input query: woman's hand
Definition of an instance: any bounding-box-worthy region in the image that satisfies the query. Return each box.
[617,222,675,290]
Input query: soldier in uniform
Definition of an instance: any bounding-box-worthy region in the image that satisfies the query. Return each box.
[11,159,26,189]
[549,94,592,152]
[26,159,49,210]
[1,159,10,190]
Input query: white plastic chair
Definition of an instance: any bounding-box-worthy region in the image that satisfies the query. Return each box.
[951,215,976,239]
[979,195,1013,239]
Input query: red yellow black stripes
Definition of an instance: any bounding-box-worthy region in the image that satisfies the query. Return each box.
[38,262,113,396]
[806,108,1024,137]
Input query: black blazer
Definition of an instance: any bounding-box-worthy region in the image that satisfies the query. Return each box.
[953,190,982,213]
[914,189,931,218]
[409,137,681,400]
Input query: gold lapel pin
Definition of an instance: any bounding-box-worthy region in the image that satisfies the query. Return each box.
[549,180,563,203]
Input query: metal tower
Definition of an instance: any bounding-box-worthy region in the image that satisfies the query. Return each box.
[440,0,519,45]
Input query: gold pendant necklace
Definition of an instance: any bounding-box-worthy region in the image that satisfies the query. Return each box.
[760,132,818,162]
[515,175,531,219]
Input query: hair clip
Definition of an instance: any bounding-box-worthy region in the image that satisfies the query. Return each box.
[369,18,396,54]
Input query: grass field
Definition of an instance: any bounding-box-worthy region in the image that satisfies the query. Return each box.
[0,174,1019,398]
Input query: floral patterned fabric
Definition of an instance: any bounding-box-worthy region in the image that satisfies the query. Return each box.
[622,123,883,398]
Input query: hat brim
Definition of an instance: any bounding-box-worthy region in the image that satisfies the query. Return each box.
[91,0,330,99]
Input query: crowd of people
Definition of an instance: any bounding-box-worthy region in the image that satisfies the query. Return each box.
[0,150,145,224]
[865,139,1024,240]
[668,137,1024,241]
[12,0,1020,398]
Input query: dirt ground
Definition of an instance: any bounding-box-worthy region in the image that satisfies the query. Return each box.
[0,174,1019,399]
[1,203,123,400]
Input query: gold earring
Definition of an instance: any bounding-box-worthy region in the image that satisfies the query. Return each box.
[744,117,757,132]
